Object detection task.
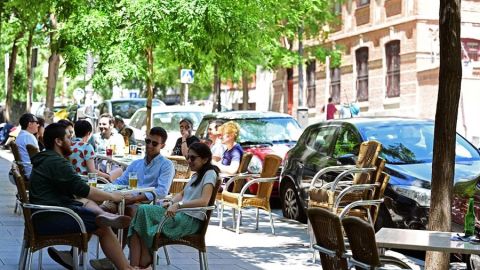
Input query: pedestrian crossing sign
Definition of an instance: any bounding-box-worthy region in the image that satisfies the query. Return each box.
[180,69,194,84]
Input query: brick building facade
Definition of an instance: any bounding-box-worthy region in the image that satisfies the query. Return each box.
[270,0,480,145]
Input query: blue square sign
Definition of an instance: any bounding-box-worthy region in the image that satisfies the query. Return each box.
[180,69,194,84]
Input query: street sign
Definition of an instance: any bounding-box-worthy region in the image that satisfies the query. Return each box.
[180,69,194,84]
[73,88,85,102]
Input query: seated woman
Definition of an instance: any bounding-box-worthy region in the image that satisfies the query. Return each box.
[128,142,218,268]
[171,118,200,157]
[35,117,46,151]
[69,120,116,181]
[212,121,243,175]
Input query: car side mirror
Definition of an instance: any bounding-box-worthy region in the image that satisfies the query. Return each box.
[338,154,356,165]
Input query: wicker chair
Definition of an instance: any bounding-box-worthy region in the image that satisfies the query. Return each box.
[308,140,383,219]
[342,216,413,270]
[167,155,192,195]
[151,178,222,270]
[26,144,39,158]
[10,140,29,214]
[11,164,89,270]
[307,207,349,270]
[220,154,282,234]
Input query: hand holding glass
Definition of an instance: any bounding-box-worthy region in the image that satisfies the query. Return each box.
[87,173,97,187]
[129,172,138,189]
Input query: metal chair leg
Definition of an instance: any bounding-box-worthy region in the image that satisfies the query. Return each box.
[202,252,209,270]
[232,208,236,229]
[38,249,42,270]
[198,251,204,270]
[163,246,171,265]
[95,236,100,259]
[26,249,33,270]
[152,250,158,270]
[269,211,275,234]
[18,240,27,270]
[219,203,224,228]
[236,209,241,234]
[72,247,79,270]
[255,208,260,230]
[82,250,87,270]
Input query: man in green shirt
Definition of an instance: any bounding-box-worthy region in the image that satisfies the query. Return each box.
[29,123,139,270]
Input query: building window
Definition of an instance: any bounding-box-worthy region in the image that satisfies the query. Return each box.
[356,47,369,102]
[306,60,316,108]
[330,68,341,104]
[357,0,370,7]
[385,40,400,97]
[467,42,479,61]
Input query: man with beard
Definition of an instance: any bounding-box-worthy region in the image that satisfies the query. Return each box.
[29,123,139,270]
[92,113,125,155]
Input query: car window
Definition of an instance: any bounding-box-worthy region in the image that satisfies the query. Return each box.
[236,118,301,144]
[152,111,204,132]
[333,126,361,157]
[129,110,146,129]
[110,100,163,119]
[196,119,210,140]
[306,126,337,153]
[362,123,480,164]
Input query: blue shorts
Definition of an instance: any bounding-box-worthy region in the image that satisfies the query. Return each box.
[32,206,98,235]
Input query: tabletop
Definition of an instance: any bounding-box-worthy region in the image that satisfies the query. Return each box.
[96,184,155,194]
[375,228,480,255]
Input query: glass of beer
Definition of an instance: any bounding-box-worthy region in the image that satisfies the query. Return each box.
[129,172,138,189]
[87,173,97,188]
[130,145,138,156]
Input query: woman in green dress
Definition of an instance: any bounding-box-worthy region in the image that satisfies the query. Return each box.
[128,142,219,268]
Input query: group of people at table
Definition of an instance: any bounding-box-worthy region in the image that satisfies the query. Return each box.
[14,112,245,270]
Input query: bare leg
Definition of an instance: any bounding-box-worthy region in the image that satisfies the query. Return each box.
[129,233,142,267]
[94,226,133,270]
[122,204,139,247]
[139,236,152,267]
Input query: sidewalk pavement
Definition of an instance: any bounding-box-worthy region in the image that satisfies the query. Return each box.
[0,149,319,270]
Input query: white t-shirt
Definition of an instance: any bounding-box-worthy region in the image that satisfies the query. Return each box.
[15,130,39,178]
[92,130,125,155]
[211,139,226,160]
[182,169,217,220]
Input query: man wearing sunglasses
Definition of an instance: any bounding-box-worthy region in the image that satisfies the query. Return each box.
[15,113,40,178]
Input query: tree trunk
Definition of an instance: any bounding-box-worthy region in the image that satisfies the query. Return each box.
[242,71,249,110]
[26,28,34,113]
[214,63,221,112]
[5,31,24,123]
[425,0,462,269]
[45,13,60,123]
[145,47,154,132]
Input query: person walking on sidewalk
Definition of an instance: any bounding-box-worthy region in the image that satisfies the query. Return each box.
[29,123,144,270]
[322,97,338,120]
[15,113,40,178]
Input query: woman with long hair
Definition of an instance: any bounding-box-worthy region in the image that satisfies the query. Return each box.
[128,142,219,268]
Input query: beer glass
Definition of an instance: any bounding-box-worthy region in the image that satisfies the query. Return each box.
[130,145,138,156]
[129,172,138,189]
[87,173,97,188]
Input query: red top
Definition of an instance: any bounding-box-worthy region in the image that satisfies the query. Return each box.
[326,103,337,120]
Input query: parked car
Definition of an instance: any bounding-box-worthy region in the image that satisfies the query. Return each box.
[96,98,165,125]
[195,110,302,197]
[279,117,480,231]
[129,105,206,155]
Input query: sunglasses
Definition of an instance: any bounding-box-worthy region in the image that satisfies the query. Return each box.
[145,138,160,147]
[187,155,200,161]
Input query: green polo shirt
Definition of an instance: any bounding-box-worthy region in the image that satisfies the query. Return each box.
[30,150,90,208]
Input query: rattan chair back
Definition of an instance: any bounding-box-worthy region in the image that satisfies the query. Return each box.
[10,141,26,175]
[168,156,191,179]
[353,140,382,185]
[342,216,381,268]
[307,207,348,270]
[238,152,252,174]
[26,144,39,158]
[256,154,282,199]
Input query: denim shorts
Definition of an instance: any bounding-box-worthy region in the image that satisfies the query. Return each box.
[32,206,98,235]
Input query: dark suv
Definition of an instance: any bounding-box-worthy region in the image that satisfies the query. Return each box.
[196,110,302,196]
[279,117,480,231]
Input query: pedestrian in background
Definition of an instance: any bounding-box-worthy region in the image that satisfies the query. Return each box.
[322,97,337,120]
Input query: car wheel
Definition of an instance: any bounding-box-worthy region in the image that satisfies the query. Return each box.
[281,181,307,223]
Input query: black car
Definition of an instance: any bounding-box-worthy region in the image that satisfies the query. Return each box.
[279,117,480,231]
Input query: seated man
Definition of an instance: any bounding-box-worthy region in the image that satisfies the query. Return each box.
[113,127,175,209]
[29,123,140,270]
[15,113,40,178]
[114,115,136,146]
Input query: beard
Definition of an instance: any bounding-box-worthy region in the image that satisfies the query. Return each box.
[61,141,73,157]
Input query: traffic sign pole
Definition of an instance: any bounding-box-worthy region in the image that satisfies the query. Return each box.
[184,83,189,105]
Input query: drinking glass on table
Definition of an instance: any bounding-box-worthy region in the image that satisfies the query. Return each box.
[129,172,138,189]
[106,147,113,157]
[87,173,97,187]
[129,145,138,156]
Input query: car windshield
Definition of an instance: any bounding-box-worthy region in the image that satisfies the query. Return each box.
[235,118,301,145]
[153,111,204,132]
[361,123,480,164]
[111,100,162,119]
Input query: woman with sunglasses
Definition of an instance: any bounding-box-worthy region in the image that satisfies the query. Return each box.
[128,142,219,269]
